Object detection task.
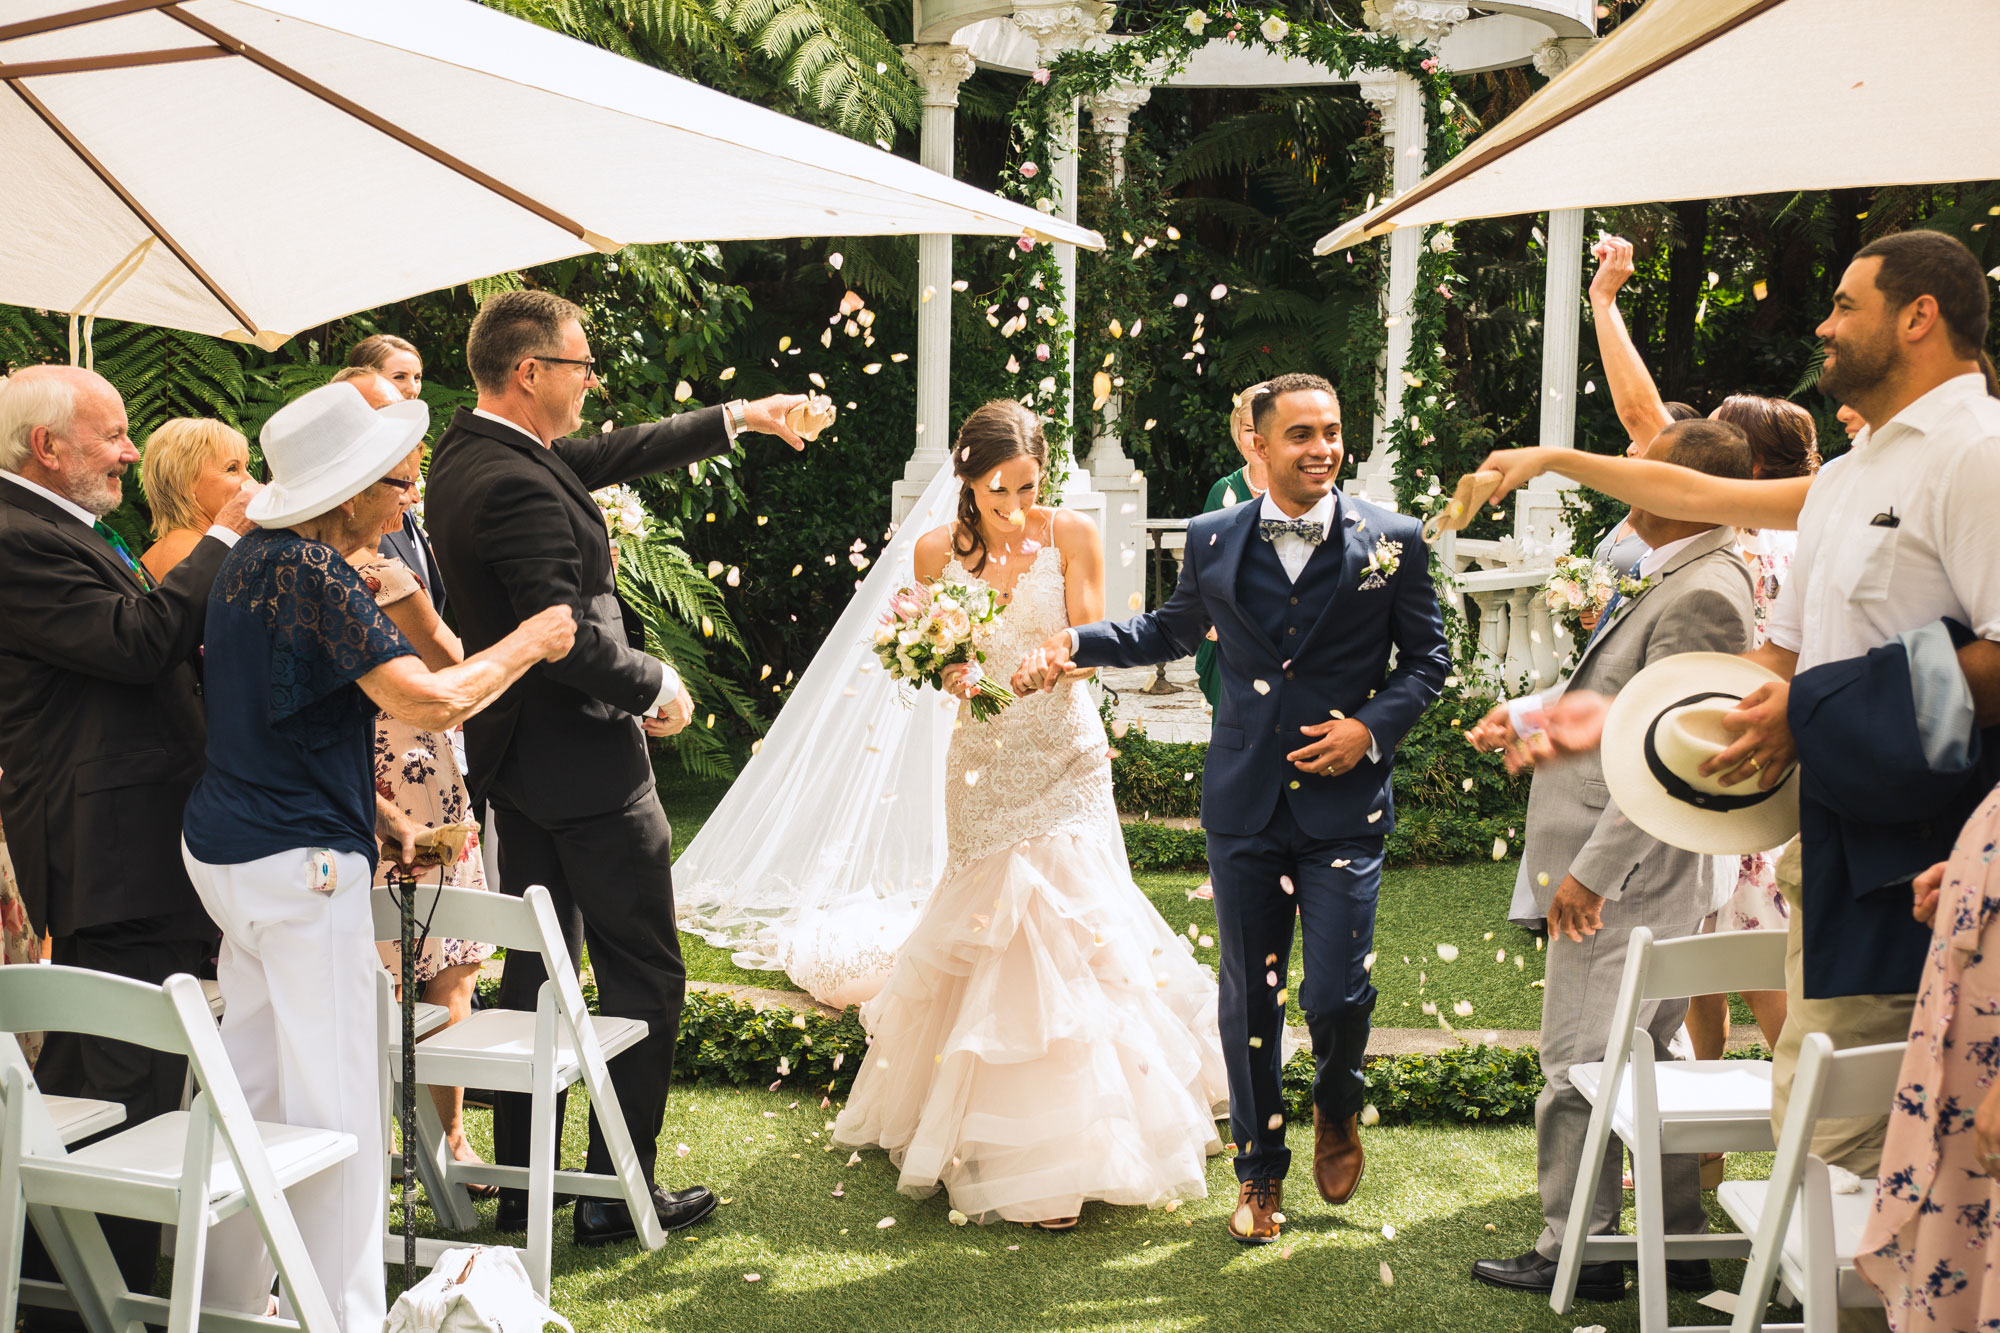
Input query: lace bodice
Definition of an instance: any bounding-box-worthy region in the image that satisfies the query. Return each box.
[939,541,1118,875]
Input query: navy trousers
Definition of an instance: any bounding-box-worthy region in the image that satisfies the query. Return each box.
[1206,797,1382,1183]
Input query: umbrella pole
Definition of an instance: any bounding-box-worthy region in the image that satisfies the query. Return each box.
[397,868,418,1289]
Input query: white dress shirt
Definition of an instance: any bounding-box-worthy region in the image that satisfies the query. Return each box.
[0,470,239,551]
[467,408,681,711]
[1767,372,2000,673]
[1257,489,1338,582]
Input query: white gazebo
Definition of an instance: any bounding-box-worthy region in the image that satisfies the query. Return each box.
[895,0,1608,692]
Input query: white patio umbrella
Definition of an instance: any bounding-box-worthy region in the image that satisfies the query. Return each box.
[1316,0,2000,252]
[0,0,1100,349]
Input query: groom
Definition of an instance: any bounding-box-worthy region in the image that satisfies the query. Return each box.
[1023,373,1449,1243]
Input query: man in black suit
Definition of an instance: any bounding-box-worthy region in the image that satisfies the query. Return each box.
[0,364,258,1297]
[425,290,805,1243]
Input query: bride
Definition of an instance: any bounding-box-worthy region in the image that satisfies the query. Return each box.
[831,399,1228,1229]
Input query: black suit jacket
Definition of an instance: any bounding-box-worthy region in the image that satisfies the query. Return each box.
[380,512,444,613]
[425,407,732,819]
[0,482,221,936]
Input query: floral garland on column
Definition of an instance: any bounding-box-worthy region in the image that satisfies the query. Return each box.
[994,8,1468,508]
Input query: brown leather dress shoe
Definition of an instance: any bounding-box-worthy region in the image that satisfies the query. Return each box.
[1227,1178,1284,1245]
[1313,1106,1365,1204]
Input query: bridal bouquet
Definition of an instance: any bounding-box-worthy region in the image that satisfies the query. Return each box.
[1542,554,1618,643]
[874,580,1016,721]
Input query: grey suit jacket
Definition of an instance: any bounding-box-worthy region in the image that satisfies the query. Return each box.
[1522,525,1758,923]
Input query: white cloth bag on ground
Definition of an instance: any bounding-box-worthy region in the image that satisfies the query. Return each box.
[384,1247,573,1333]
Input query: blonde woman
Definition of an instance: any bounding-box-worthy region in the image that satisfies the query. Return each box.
[139,418,253,582]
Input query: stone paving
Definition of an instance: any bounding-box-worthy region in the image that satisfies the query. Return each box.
[1099,658,1211,744]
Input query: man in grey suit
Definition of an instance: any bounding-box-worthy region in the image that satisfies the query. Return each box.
[1467,418,1759,1302]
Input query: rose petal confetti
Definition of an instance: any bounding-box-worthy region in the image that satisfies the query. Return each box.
[1380,1262,1394,1286]
[1454,1000,1474,1017]
[947,1209,969,1226]
[1266,1113,1284,1131]
[1360,1104,1381,1126]
[745,1272,762,1282]
[1436,943,1459,961]
[1491,837,1508,861]
[675,1142,690,1157]
[877,1216,896,1229]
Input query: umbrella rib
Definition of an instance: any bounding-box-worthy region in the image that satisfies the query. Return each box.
[1364,0,1794,234]
[3,77,262,337]
[0,47,229,80]
[163,5,611,251]
[0,0,176,43]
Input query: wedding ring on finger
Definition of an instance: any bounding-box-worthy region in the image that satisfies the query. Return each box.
[1747,755,1762,773]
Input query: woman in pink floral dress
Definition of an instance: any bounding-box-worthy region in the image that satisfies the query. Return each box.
[348,494,498,1189]
[1855,784,2000,1330]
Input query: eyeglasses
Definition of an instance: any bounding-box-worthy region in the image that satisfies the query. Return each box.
[375,475,418,494]
[528,354,599,379]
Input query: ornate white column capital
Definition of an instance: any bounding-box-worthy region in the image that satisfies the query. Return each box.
[901,43,976,108]
[1354,72,1402,115]
[1085,82,1151,140]
[1530,36,1597,78]
[1361,0,1469,45]
[1011,0,1115,63]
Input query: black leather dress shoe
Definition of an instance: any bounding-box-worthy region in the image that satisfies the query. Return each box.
[1472,1251,1627,1302]
[574,1185,718,1246]
[494,1169,585,1233]
[1662,1258,1715,1291]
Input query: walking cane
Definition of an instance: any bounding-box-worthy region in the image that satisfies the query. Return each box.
[393,866,419,1290]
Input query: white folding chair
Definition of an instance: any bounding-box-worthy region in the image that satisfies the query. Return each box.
[369,882,660,1295]
[0,967,354,1333]
[376,969,477,1233]
[1552,926,1788,1333]
[1719,1034,1902,1333]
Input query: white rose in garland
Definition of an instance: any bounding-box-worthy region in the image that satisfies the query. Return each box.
[1183,8,1209,33]
[1259,15,1290,43]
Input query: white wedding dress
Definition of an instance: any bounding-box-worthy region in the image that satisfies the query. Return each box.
[831,534,1229,1223]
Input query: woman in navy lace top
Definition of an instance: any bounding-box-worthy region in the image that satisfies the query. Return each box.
[180,383,574,1333]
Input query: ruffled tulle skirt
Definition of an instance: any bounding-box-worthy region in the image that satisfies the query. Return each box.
[831,823,1229,1223]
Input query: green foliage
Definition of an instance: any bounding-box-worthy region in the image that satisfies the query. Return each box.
[674,987,869,1096]
[1280,1042,1545,1126]
[713,0,920,145]
[1107,709,1205,820]
[1121,820,1208,871]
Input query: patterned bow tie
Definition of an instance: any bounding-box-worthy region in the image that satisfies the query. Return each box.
[1258,517,1325,545]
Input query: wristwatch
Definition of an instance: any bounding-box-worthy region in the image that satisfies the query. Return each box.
[725,399,750,439]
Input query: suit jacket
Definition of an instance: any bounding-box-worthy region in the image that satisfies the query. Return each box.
[1521,525,1756,921]
[0,482,222,936]
[424,406,731,819]
[380,512,444,613]
[1072,492,1450,839]
[1787,619,2000,997]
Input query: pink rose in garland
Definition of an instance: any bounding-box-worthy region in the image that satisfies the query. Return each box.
[1019,161,1040,178]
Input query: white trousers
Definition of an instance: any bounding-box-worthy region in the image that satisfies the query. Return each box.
[182,841,385,1333]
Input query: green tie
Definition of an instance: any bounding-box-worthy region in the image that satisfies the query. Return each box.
[94,520,152,590]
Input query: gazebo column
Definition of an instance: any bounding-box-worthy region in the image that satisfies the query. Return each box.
[1351,71,1426,505]
[1084,80,1150,618]
[1519,35,1599,549]
[1012,1,1113,531]
[893,42,977,522]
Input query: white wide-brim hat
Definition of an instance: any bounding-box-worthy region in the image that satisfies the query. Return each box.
[248,382,429,529]
[1601,651,1801,856]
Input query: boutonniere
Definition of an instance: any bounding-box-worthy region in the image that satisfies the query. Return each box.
[1358,535,1402,590]
[1616,572,1654,601]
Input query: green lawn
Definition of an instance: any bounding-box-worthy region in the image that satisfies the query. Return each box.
[660,767,1551,1030]
[395,1086,1790,1333]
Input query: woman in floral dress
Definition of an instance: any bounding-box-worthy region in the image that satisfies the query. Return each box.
[348,462,498,1189]
[1854,784,2000,1330]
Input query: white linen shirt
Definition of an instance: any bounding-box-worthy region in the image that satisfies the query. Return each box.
[1766,373,2000,673]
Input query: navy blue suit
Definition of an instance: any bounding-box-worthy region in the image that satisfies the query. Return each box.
[1072,491,1449,1181]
